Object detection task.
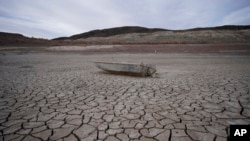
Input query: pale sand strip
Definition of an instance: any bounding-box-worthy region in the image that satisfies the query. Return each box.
[47,45,120,51]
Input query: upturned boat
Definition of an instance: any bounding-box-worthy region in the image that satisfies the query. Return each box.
[94,62,156,77]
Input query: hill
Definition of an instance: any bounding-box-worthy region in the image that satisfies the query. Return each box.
[0,32,51,46]
[53,25,250,44]
[1,25,250,46]
[53,26,167,40]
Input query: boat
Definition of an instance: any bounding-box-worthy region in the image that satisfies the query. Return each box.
[94,62,156,77]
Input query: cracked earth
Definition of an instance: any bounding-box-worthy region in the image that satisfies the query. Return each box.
[0,53,250,141]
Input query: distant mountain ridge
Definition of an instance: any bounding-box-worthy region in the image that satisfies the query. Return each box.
[187,25,250,31]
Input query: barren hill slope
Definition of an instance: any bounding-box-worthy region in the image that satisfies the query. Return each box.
[54,25,250,44]
[53,26,166,40]
[0,32,50,46]
[1,25,250,46]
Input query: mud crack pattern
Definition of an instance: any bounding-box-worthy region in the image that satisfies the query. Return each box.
[0,53,250,141]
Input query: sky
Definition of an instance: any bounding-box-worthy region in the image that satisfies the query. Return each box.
[0,0,250,39]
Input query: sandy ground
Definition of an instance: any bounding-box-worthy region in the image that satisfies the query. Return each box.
[1,44,250,55]
[44,44,250,54]
[47,45,119,51]
[0,52,250,141]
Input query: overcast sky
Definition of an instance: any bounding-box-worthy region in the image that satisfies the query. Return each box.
[0,0,250,39]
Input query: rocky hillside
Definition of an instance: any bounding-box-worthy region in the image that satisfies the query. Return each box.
[1,25,250,46]
[54,25,250,44]
[54,26,166,40]
[0,32,52,46]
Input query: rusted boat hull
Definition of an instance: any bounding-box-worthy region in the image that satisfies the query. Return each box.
[94,62,156,77]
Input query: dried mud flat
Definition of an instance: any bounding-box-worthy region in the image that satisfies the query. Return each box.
[0,52,250,141]
[44,44,250,55]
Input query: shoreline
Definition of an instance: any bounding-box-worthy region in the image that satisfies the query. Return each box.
[0,43,250,55]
